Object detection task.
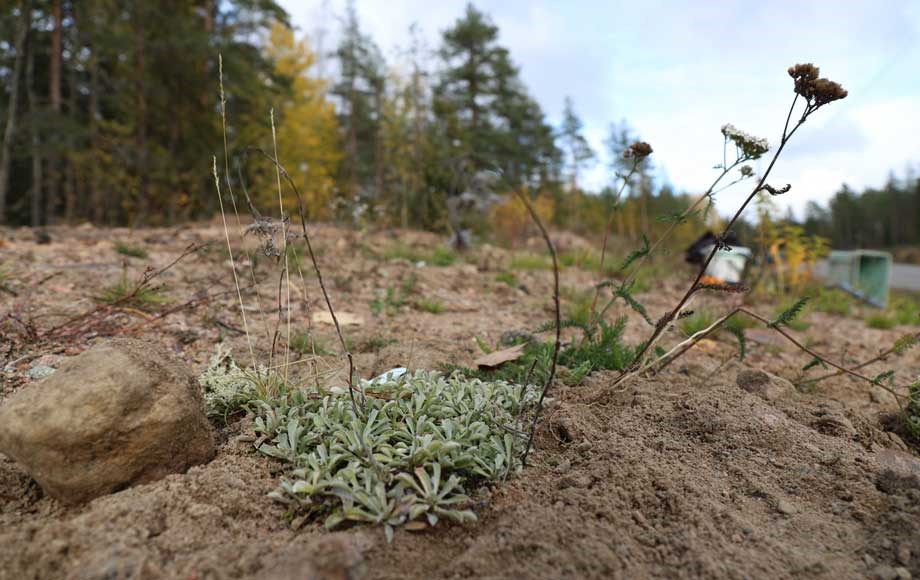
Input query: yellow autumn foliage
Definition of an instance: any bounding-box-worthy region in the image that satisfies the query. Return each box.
[489,192,555,246]
[756,193,829,294]
[252,24,341,219]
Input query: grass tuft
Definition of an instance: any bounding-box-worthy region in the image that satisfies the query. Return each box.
[416,298,445,314]
[114,242,149,259]
[97,272,169,310]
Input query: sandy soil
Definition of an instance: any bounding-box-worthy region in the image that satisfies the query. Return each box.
[1,223,919,580]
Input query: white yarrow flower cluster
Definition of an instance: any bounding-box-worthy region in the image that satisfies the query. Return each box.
[721,123,769,160]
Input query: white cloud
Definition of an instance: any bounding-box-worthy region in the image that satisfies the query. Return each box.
[280,0,920,218]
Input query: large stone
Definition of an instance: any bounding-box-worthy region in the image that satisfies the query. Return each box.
[736,368,794,401]
[261,534,368,580]
[0,338,215,504]
[877,448,920,480]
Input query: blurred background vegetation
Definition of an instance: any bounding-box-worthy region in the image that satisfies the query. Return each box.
[0,1,918,261]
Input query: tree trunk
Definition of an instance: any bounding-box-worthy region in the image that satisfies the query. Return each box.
[88,45,102,223]
[64,2,78,223]
[46,0,63,224]
[27,28,42,227]
[346,66,359,200]
[134,1,149,224]
[373,84,385,206]
[0,1,32,224]
[408,47,423,230]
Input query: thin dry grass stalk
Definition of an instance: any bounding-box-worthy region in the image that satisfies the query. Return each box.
[248,146,361,412]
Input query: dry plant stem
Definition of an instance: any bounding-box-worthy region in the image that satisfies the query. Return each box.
[621,159,743,290]
[589,161,639,320]
[218,54,272,346]
[649,306,908,406]
[269,108,293,384]
[212,157,255,366]
[801,331,920,386]
[269,267,286,369]
[515,190,561,468]
[119,283,252,334]
[596,160,745,322]
[615,95,807,388]
[42,243,202,338]
[249,147,361,412]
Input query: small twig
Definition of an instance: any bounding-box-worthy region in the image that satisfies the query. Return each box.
[216,319,247,335]
[800,331,920,387]
[637,306,909,409]
[589,160,640,320]
[41,243,203,339]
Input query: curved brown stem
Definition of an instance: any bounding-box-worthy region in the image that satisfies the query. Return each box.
[515,190,561,468]
[249,147,361,412]
[616,96,809,388]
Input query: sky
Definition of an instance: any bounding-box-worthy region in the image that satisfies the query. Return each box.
[280,0,920,218]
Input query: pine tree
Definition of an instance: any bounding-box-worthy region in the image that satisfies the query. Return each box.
[559,96,595,192]
[331,2,386,211]
[435,3,559,191]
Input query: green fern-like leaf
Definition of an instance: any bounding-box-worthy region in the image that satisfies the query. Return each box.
[535,318,594,339]
[615,282,653,326]
[893,333,919,356]
[727,325,747,361]
[801,357,827,372]
[768,297,809,329]
[619,234,650,272]
[871,370,895,386]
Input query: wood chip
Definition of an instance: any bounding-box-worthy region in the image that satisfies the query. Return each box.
[312,311,364,327]
[474,343,526,369]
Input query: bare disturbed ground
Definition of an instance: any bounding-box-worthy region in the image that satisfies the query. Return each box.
[1,222,919,580]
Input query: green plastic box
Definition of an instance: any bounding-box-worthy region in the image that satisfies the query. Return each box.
[826,250,892,308]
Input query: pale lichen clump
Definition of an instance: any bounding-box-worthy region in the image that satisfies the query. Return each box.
[199,346,266,419]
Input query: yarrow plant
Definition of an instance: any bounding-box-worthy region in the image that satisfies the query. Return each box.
[566,63,915,418]
[721,123,769,160]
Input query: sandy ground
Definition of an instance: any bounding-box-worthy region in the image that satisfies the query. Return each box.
[1,222,919,579]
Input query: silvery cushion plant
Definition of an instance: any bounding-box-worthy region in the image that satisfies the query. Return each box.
[201,359,541,542]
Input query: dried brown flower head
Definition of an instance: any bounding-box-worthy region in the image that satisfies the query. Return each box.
[788,63,847,106]
[624,141,653,160]
[245,216,296,257]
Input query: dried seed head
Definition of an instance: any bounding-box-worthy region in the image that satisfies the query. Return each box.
[244,216,295,257]
[788,63,847,106]
[697,282,750,294]
[739,165,754,178]
[624,141,653,160]
[811,78,848,106]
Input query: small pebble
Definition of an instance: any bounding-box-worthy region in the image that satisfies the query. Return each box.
[25,365,56,380]
[871,564,898,580]
[896,543,911,566]
[776,500,797,515]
